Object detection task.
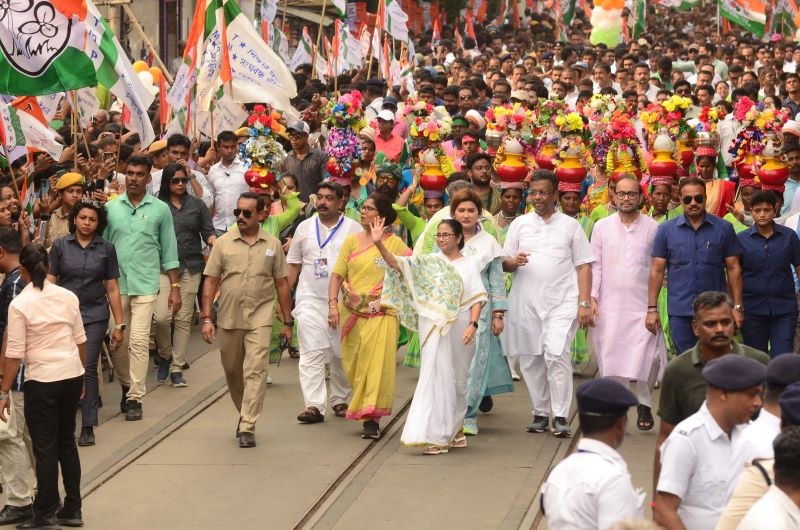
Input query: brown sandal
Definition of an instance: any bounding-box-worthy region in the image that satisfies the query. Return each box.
[332,404,348,417]
[297,406,324,424]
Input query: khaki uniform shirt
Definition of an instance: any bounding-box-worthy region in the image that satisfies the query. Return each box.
[716,459,774,530]
[44,207,70,250]
[203,227,287,330]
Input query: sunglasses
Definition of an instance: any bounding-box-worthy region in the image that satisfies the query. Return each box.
[682,194,705,205]
[170,177,190,184]
[233,208,254,219]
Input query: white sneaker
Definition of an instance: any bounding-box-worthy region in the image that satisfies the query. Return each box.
[510,369,520,381]
[267,375,273,385]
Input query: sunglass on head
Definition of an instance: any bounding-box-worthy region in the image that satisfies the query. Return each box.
[170,177,190,184]
[682,194,705,205]
[233,208,253,219]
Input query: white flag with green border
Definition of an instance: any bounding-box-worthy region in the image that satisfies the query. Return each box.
[0,102,63,161]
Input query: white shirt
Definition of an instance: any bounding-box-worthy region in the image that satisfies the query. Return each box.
[657,402,750,530]
[502,211,594,357]
[738,485,800,530]
[287,214,362,309]
[740,408,781,460]
[542,438,644,530]
[150,168,213,208]
[206,157,250,232]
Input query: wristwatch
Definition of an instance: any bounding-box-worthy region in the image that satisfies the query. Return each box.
[470,321,479,329]
[734,304,745,312]
[579,300,591,309]
[114,323,126,331]
[284,320,295,327]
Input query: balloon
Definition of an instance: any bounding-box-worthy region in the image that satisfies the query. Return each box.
[132,60,149,73]
[590,28,621,47]
[137,70,154,87]
[149,66,162,84]
[606,0,625,9]
[595,18,616,32]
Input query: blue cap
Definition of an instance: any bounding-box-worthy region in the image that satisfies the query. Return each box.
[576,378,638,417]
[701,354,766,391]
[780,382,800,426]
[767,354,800,388]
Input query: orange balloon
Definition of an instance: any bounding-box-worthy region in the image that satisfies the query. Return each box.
[606,0,625,9]
[132,60,149,73]
[149,66,162,83]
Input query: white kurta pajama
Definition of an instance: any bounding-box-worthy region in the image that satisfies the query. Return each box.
[588,214,666,407]
[287,214,363,414]
[399,255,487,448]
[501,211,594,418]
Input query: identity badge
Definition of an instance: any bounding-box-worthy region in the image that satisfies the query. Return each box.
[314,258,328,279]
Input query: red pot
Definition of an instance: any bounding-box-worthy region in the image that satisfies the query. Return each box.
[420,172,448,192]
[757,163,789,191]
[736,162,755,181]
[244,166,276,188]
[554,165,587,185]
[496,163,529,183]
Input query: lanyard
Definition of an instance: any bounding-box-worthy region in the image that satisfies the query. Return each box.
[316,216,345,251]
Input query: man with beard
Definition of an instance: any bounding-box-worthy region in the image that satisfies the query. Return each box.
[655,353,766,529]
[466,154,500,214]
[201,192,294,447]
[287,183,362,423]
[634,62,660,102]
[281,121,328,203]
[652,292,768,500]
[441,86,460,116]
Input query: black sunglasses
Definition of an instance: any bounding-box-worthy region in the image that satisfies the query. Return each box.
[233,208,253,219]
[170,177,190,184]
[682,194,705,205]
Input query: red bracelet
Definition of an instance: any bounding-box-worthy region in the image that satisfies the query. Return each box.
[650,501,657,508]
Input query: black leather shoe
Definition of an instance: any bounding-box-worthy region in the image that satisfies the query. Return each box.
[125,401,142,421]
[14,515,56,529]
[77,427,95,447]
[0,504,32,525]
[238,432,256,448]
[55,509,83,527]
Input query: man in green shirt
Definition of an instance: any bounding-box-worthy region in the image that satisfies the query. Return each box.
[652,291,769,490]
[104,154,181,421]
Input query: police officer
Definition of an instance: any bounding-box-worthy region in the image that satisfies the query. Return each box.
[541,379,644,529]
[655,354,766,530]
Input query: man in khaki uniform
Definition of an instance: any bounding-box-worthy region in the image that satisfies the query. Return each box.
[201,192,294,448]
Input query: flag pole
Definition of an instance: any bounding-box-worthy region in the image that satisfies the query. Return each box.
[71,92,79,171]
[121,4,175,84]
[2,145,22,201]
[311,0,329,80]
[366,28,375,79]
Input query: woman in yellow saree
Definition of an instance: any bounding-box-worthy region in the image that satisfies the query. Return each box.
[328,193,411,440]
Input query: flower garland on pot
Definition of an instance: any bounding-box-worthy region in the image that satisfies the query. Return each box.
[322,91,366,186]
[604,112,647,181]
[728,97,789,176]
[553,111,593,167]
[240,104,287,193]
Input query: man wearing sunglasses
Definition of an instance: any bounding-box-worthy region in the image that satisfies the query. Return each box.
[647,176,744,355]
[201,192,294,448]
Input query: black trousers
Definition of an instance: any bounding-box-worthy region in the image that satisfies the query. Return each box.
[24,375,83,517]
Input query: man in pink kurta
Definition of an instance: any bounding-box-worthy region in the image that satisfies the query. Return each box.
[588,177,666,424]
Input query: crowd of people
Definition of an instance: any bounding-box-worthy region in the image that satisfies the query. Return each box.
[3,1,800,527]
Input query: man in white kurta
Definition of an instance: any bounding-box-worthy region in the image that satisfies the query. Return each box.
[589,177,665,415]
[502,173,594,437]
[287,183,363,422]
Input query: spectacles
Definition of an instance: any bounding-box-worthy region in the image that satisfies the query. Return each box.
[682,194,705,205]
[435,233,454,240]
[530,190,554,197]
[170,177,190,184]
[360,204,378,212]
[615,191,641,199]
[233,208,253,218]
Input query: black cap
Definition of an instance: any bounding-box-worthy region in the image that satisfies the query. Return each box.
[367,78,387,88]
[576,379,638,417]
[541,52,554,60]
[780,382,800,426]
[766,354,800,389]
[382,96,398,109]
[701,354,766,391]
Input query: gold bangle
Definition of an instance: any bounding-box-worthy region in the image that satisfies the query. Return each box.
[170,283,180,289]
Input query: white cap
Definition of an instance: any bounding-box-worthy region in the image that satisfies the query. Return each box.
[377,109,396,122]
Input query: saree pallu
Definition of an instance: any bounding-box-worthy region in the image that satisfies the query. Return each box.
[333,233,410,421]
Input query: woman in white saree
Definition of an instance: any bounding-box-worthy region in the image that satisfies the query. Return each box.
[375,218,487,455]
